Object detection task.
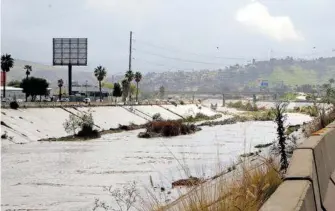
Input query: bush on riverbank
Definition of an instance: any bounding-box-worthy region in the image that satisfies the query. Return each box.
[227,101,258,111]
[243,109,276,121]
[63,110,100,139]
[292,105,318,117]
[9,101,19,109]
[153,113,163,121]
[285,125,301,135]
[138,120,200,138]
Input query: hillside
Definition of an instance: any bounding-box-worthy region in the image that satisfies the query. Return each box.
[5,60,96,88]
[6,57,335,92]
[139,57,335,92]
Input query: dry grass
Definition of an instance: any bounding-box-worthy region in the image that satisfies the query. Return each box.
[148,158,282,211]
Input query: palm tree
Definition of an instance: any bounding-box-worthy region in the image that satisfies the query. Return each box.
[94,66,107,101]
[1,54,14,98]
[125,70,134,101]
[23,65,32,101]
[134,71,142,102]
[24,65,32,79]
[58,79,64,101]
[121,79,129,104]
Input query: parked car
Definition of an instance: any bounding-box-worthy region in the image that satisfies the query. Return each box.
[83,98,91,103]
[96,99,103,102]
[57,98,70,102]
[16,99,24,102]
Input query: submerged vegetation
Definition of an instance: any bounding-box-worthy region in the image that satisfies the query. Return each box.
[138,120,201,138]
[290,105,319,117]
[62,110,100,140]
[184,113,222,123]
[227,101,259,111]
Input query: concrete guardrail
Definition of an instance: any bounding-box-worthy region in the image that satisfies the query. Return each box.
[260,121,335,211]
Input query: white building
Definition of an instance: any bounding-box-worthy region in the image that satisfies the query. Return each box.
[0,86,25,99]
[0,86,52,100]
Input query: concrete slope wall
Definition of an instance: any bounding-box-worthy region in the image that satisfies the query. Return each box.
[128,105,181,120]
[260,121,335,211]
[1,107,148,144]
[1,108,71,143]
[1,105,218,144]
[161,104,217,118]
[71,106,148,130]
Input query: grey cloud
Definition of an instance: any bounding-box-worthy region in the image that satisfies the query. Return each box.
[1,0,335,74]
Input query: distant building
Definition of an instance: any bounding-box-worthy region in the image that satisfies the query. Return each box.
[72,85,110,98]
[0,86,52,99]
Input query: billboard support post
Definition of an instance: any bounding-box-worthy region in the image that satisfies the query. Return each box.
[68,64,72,95]
[52,38,87,98]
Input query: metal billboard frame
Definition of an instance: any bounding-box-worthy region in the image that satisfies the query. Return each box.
[52,38,88,95]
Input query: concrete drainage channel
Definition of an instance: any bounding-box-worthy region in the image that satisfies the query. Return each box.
[1,104,215,144]
[260,121,335,211]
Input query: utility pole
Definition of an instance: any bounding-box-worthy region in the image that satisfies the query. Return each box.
[128,31,133,72]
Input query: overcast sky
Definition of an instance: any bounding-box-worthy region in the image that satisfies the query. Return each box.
[1,0,335,74]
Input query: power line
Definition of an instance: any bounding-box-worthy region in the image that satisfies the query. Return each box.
[135,39,250,60]
[135,49,232,66]
[134,59,195,71]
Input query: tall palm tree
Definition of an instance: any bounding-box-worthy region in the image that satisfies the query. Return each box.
[1,54,14,98]
[94,66,107,101]
[134,71,142,102]
[23,65,32,101]
[121,79,129,104]
[24,65,32,79]
[125,70,134,101]
[58,79,64,101]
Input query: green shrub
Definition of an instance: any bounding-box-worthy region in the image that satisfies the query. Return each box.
[63,110,100,139]
[1,131,8,139]
[285,125,301,135]
[227,101,258,111]
[9,101,19,109]
[281,92,298,101]
[77,125,100,138]
[152,113,163,121]
[184,113,222,123]
[139,120,200,138]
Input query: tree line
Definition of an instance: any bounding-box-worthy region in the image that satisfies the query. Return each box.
[1,54,143,103]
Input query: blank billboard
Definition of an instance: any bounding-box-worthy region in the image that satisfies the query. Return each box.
[53,38,87,66]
